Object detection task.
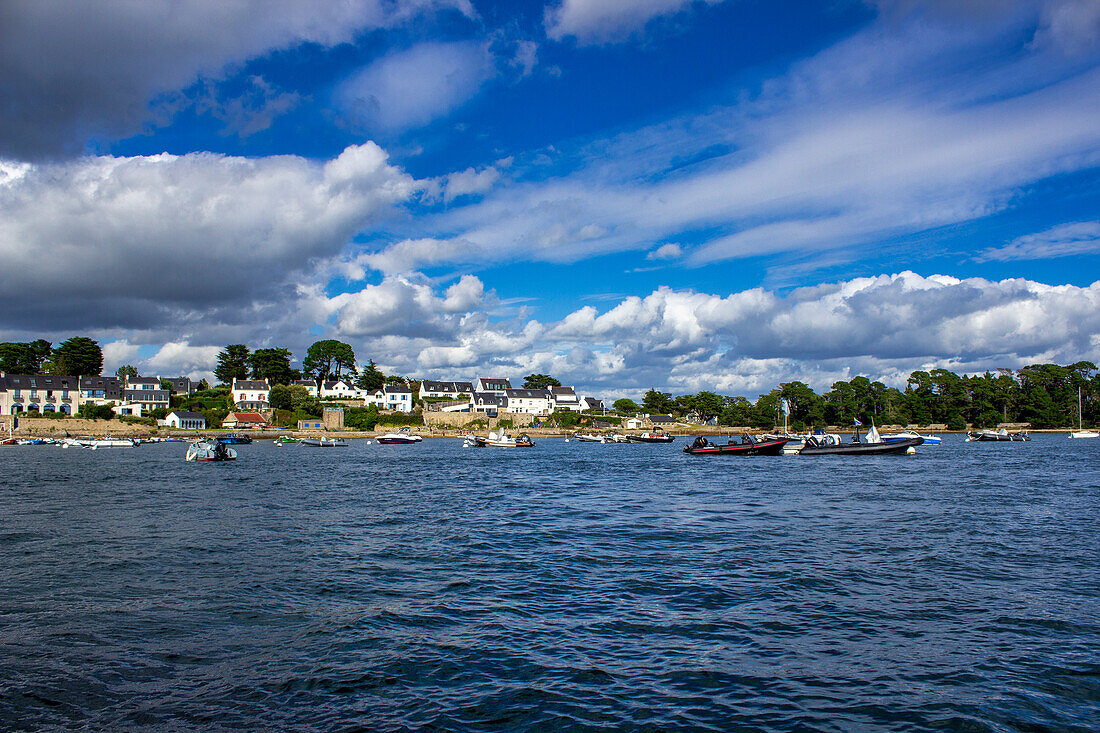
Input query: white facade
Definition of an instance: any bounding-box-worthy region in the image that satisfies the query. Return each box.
[419,380,473,400]
[580,396,604,412]
[165,411,206,429]
[550,387,581,412]
[364,386,414,412]
[505,389,552,415]
[320,379,365,400]
[231,379,270,410]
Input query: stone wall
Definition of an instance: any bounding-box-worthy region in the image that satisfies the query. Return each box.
[422,410,537,429]
[14,417,158,436]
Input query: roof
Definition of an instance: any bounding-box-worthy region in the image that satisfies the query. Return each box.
[127,377,160,385]
[227,412,265,423]
[170,411,204,420]
[385,385,412,394]
[649,414,675,424]
[123,389,169,400]
[232,379,270,390]
[478,378,512,389]
[506,388,550,398]
[551,386,577,395]
[473,392,506,405]
[421,379,473,392]
[2,374,81,390]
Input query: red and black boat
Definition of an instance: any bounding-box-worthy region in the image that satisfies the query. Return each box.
[683,434,789,456]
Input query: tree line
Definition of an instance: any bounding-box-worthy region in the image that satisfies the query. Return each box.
[0,338,104,376]
[610,361,1099,430]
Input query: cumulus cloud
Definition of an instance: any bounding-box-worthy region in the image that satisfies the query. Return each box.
[545,0,729,44]
[647,243,683,260]
[0,143,416,330]
[0,0,475,158]
[336,42,496,131]
[441,165,502,202]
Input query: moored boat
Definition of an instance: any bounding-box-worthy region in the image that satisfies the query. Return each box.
[626,429,675,444]
[185,441,237,461]
[217,434,253,444]
[799,434,923,455]
[464,430,534,447]
[376,427,423,444]
[1068,388,1098,438]
[274,435,301,445]
[302,437,348,447]
[572,433,604,442]
[965,428,1029,442]
[882,430,942,445]
[684,434,789,456]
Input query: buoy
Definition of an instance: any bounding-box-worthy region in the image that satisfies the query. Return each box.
[906,447,916,454]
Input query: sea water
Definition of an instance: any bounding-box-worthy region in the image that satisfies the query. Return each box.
[1,434,1097,730]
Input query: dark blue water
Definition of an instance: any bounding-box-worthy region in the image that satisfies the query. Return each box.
[1,435,1098,731]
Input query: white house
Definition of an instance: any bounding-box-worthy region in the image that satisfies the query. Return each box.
[231,379,270,411]
[122,376,170,412]
[365,385,414,412]
[419,380,473,400]
[580,396,604,412]
[549,386,581,412]
[505,388,552,415]
[319,379,365,400]
[475,377,511,395]
[165,410,205,429]
[292,379,318,397]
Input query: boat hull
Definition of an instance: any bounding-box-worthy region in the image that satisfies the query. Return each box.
[376,437,422,444]
[626,435,675,443]
[684,439,789,456]
[799,437,923,455]
[1069,430,1099,439]
[966,431,1029,442]
[301,438,348,447]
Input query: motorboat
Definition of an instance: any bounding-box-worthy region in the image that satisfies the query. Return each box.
[882,430,942,445]
[70,437,135,448]
[376,427,423,444]
[274,436,301,445]
[185,441,237,461]
[965,428,1029,442]
[572,433,604,442]
[302,437,348,447]
[626,429,675,443]
[464,430,534,447]
[799,423,922,455]
[217,434,253,444]
[1069,387,1098,438]
[684,434,789,456]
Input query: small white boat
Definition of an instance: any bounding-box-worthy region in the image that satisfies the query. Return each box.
[572,433,604,442]
[302,437,349,447]
[464,430,534,447]
[376,427,423,444]
[883,430,942,445]
[1069,388,1098,438]
[185,441,237,461]
[72,437,136,448]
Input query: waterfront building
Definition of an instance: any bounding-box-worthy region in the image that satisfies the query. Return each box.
[419,380,473,400]
[0,374,80,415]
[165,411,205,429]
[231,379,270,411]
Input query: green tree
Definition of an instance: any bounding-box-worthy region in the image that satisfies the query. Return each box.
[642,389,674,414]
[355,360,385,391]
[0,340,52,373]
[250,347,297,385]
[116,364,138,380]
[685,391,724,422]
[302,340,357,386]
[718,396,753,426]
[523,373,561,389]
[269,383,314,411]
[215,344,251,385]
[612,398,639,414]
[46,337,103,376]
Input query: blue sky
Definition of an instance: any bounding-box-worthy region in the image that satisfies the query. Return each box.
[1,0,1099,397]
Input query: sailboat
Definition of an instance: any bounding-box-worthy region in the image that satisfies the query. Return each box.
[1069,387,1098,439]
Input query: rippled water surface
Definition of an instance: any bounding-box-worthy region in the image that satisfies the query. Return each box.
[1,434,1098,731]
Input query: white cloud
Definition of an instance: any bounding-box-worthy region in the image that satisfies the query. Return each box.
[442,165,502,202]
[100,340,141,373]
[363,10,1100,276]
[0,0,475,157]
[545,0,729,44]
[336,42,496,131]
[977,220,1100,261]
[0,143,416,331]
[647,243,683,260]
[143,342,222,380]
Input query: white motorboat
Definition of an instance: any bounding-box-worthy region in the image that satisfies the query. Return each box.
[185,441,237,461]
[302,437,348,447]
[464,430,534,447]
[376,427,423,444]
[71,437,135,448]
[572,433,604,442]
[882,430,942,445]
[1069,387,1098,438]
